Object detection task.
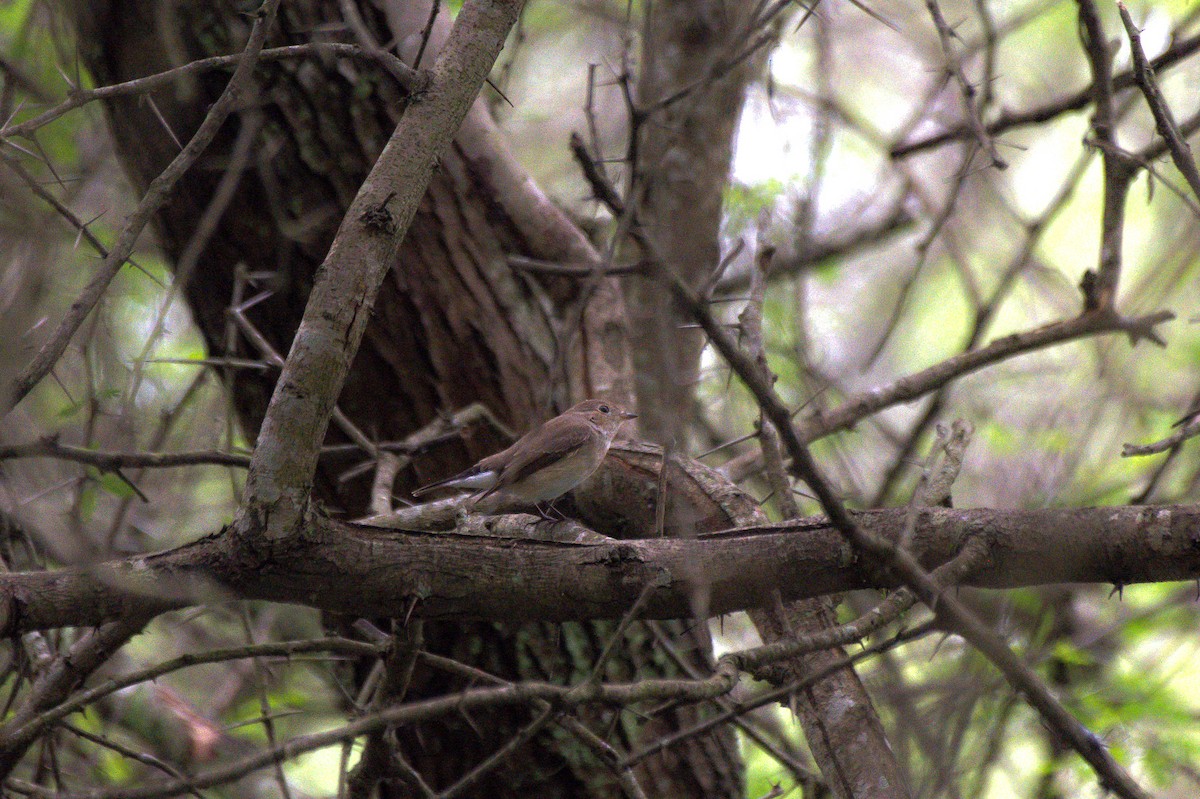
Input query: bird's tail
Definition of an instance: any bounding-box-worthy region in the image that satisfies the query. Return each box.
[412,467,495,497]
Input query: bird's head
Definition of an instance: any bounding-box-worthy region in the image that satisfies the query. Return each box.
[568,398,637,436]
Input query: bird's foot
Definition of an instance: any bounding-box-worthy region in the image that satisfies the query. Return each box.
[533,501,568,522]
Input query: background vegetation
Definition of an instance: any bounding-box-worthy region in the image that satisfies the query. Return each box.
[3,1,1200,797]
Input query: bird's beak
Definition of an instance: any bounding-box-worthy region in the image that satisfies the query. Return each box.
[621,410,638,420]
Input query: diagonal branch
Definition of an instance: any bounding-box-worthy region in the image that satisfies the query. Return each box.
[891,31,1200,158]
[237,0,524,541]
[0,43,423,142]
[6,0,282,410]
[1118,2,1200,205]
[653,199,1153,796]
[799,308,1174,442]
[0,613,153,779]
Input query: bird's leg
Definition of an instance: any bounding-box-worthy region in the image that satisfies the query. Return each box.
[534,501,568,521]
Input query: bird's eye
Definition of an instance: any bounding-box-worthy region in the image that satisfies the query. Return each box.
[599,404,610,414]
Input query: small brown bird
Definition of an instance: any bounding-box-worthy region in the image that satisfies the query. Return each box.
[413,399,637,513]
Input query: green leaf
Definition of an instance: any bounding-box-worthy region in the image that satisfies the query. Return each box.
[87,466,137,499]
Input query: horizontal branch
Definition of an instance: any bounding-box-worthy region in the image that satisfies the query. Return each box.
[2,503,1199,635]
[0,439,251,470]
[0,43,424,142]
[0,638,384,750]
[10,660,739,799]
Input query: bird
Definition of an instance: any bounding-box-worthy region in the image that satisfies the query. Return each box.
[413,399,637,515]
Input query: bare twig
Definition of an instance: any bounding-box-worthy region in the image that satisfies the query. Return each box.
[0,43,424,143]
[1122,416,1200,457]
[0,614,154,780]
[0,439,251,470]
[225,297,378,459]
[732,536,988,678]
[413,0,442,71]
[1118,3,1200,204]
[923,0,1006,168]
[1076,0,1136,311]
[7,0,283,409]
[369,453,402,516]
[507,254,647,277]
[435,707,555,799]
[27,665,738,799]
[869,150,1094,505]
[900,419,973,550]
[60,723,202,799]
[800,308,1173,442]
[415,651,650,799]
[125,111,264,412]
[739,245,797,519]
[0,150,111,262]
[891,32,1200,158]
[103,370,212,549]
[1,638,381,749]
[622,622,936,771]
[234,610,294,799]
[643,622,820,788]
[714,203,915,296]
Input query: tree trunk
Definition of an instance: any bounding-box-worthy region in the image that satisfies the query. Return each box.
[69,0,740,795]
[626,4,910,796]
[627,0,756,446]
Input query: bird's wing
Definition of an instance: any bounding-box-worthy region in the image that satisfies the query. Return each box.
[477,417,594,499]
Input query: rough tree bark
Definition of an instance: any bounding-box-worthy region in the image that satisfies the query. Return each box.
[626,4,909,796]
[67,0,741,796]
[625,0,755,445]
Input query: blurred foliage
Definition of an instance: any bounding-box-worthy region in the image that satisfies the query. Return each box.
[2,0,1200,796]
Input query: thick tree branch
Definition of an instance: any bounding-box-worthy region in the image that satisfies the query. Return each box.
[3,502,1199,635]
[237,0,523,540]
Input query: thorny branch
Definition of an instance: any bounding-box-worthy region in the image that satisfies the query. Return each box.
[6,0,284,409]
[4,1,1200,796]
[0,439,251,471]
[567,30,1185,778]
[0,43,425,143]
[891,30,1200,158]
[576,40,1158,799]
[1118,3,1200,205]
